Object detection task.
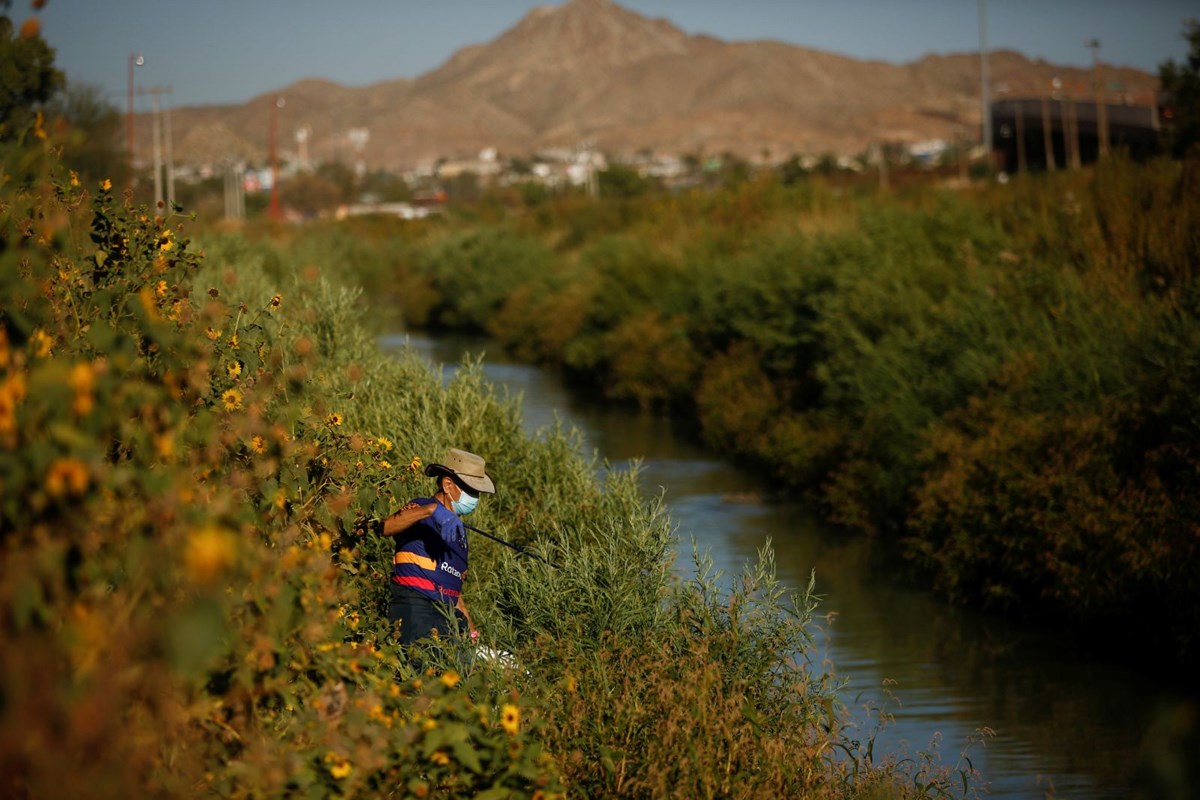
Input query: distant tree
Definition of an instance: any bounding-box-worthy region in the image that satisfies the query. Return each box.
[283,172,344,218]
[778,155,808,186]
[508,156,532,176]
[0,12,64,140]
[597,163,653,198]
[443,170,481,202]
[44,81,126,185]
[1159,19,1200,158]
[359,169,411,203]
[715,152,752,187]
[315,160,355,199]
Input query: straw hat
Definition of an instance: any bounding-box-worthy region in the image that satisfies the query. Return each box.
[424,448,496,494]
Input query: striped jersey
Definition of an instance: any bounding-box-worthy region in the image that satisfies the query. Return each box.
[392,498,468,604]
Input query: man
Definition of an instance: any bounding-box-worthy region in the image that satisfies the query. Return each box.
[379,448,495,645]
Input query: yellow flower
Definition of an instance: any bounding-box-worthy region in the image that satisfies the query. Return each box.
[439,670,460,689]
[155,280,168,298]
[249,435,266,454]
[221,388,243,411]
[226,360,242,379]
[155,432,175,460]
[327,412,343,426]
[68,362,95,394]
[69,171,80,187]
[205,327,221,341]
[101,178,112,192]
[270,294,282,309]
[430,750,450,766]
[30,329,53,358]
[378,459,391,470]
[376,436,393,452]
[45,458,89,498]
[500,703,520,736]
[227,334,239,349]
[407,455,422,472]
[184,525,237,584]
[325,753,352,780]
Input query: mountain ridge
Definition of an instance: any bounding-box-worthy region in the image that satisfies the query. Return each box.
[144,0,1160,171]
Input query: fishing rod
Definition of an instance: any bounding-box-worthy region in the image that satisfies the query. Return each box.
[464,523,562,570]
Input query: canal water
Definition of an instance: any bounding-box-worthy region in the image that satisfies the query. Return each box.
[382,331,1195,800]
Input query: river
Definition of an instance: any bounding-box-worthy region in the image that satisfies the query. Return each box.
[383,331,1195,800]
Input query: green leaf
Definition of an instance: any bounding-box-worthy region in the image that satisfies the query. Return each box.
[452,740,483,774]
[473,788,513,800]
[164,597,225,678]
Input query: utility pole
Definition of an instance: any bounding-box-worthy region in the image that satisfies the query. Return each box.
[138,85,172,209]
[979,0,991,166]
[1015,102,1027,173]
[164,96,175,208]
[269,97,285,221]
[1066,95,1082,169]
[1041,97,1056,171]
[1086,38,1110,157]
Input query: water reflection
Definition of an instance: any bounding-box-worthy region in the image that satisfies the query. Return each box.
[382,332,1196,800]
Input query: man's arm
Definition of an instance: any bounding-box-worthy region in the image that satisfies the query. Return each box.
[379,501,435,537]
[455,595,477,637]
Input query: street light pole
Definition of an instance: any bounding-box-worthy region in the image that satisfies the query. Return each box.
[126,53,143,185]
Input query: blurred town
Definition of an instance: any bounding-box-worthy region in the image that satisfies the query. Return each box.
[112,0,1168,222]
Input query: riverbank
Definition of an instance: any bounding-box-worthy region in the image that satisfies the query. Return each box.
[394,329,1200,799]
[231,156,1200,668]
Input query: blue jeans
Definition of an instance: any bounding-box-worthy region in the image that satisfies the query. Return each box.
[388,585,465,645]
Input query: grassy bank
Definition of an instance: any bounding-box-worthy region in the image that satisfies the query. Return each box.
[0,134,984,794]
[272,159,1200,667]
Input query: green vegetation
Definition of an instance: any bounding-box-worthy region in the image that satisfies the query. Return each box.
[320,157,1200,666]
[0,13,978,797]
[1159,19,1200,158]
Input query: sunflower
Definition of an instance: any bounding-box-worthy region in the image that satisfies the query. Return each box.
[439,670,460,689]
[324,753,352,780]
[45,458,89,498]
[500,703,520,736]
[221,388,243,411]
[327,412,343,426]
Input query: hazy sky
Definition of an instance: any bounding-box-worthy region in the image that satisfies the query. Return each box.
[31,0,1196,109]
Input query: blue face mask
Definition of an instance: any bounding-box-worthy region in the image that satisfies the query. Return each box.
[451,485,479,517]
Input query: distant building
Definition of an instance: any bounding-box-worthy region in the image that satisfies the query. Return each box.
[991,98,1160,173]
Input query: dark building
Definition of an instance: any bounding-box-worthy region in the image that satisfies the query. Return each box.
[991,98,1161,173]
